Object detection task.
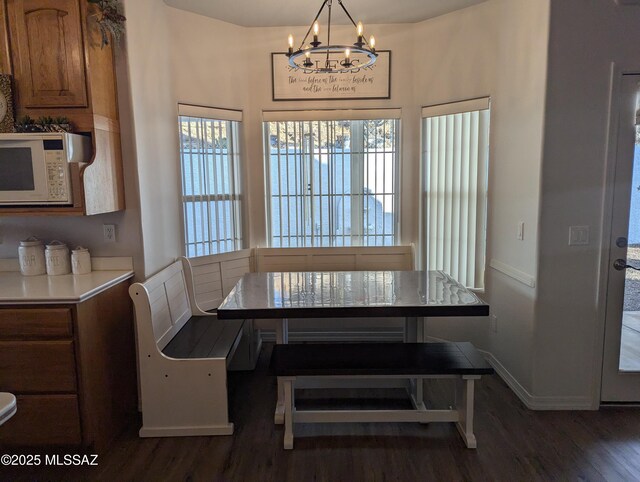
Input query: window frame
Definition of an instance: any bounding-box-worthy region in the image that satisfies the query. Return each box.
[177,105,244,257]
[263,114,401,248]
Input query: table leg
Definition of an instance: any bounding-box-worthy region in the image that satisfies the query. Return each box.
[405,317,426,412]
[274,318,289,424]
[404,316,417,343]
[283,377,295,450]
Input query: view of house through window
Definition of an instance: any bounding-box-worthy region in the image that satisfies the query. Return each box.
[178,107,243,257]
[264,116,399,247]
[422,98,490,289]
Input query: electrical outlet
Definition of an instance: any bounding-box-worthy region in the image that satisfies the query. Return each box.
[490,314,498,333]
[103,224,116,243]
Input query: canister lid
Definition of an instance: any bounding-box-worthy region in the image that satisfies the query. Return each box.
[19,236,43,247]
[45,240,68,250]
[71,246,89,253]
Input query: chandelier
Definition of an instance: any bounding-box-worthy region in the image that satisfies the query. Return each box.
[286,0,377,74]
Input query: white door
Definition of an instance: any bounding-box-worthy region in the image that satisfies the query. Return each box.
[601,74,640,402]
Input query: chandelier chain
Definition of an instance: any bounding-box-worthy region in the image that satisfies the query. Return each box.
[326,1,332,69]
[299,0,329,51]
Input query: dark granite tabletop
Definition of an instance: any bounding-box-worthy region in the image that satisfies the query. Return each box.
[217,270,489,319]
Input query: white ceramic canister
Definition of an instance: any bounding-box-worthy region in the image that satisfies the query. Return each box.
[71,246,92,275]
[18,237,46,276]
[45,240,71,276]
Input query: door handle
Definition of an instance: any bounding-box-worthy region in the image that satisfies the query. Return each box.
[613,259,640,271]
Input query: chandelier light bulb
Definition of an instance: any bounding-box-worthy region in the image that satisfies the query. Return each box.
[357,21,363,37]
[287,34,294,55]
[312,21,320,45]
[303,48,313,68]
[345,48,351,60]
[370,35,375,50]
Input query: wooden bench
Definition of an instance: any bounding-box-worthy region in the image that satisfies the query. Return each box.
[129,260,244,437]
[270,342,494,449]
[179,251,260,370]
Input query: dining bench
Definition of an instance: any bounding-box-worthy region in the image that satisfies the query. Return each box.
[270,341,494,449]
[129,260,244,437]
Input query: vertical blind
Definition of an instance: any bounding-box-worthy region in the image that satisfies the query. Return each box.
[178,105,243,257]
[422,98,490,289]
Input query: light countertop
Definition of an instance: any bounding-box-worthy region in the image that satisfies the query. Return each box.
[0,257,134,304]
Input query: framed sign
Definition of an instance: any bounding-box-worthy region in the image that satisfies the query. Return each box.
[271,50,391,101]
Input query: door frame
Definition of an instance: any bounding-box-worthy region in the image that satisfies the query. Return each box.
[593,64,640,407]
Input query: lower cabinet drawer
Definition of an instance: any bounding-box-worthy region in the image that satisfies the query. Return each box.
[0,308,73,338]
[0,341,77,393]
[0,394,81,445]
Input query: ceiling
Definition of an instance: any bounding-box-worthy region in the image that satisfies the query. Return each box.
[163,0,489,27]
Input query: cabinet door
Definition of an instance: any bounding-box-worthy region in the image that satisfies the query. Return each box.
[0,395,81,445]
[0,340,77,392]
[7,0,88,107]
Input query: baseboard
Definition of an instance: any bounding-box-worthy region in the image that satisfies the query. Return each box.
[139,423,234,437]
[425,336,594,410]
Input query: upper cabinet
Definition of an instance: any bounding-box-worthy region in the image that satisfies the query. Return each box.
[0,0,125,215]
[9,0,88,108]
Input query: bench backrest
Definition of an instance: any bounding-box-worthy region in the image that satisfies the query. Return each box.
[255,246,414,272]
[180,249,252,312]
[181,246,414,315]
[129,260,193,351]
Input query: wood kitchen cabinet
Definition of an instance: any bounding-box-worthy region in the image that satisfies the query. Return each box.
[8,0,88,108]
[0,280,137,449]
[0,0,125,216]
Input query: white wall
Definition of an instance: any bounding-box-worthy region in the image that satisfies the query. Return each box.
[413,0,550,396]
[165,9,251,247]
[121,0,182,277]
[535,0,640,405]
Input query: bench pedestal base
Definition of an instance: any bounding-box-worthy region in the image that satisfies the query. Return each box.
[279,375,480,450]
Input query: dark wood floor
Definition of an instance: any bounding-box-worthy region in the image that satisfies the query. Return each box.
[3,343,640,482]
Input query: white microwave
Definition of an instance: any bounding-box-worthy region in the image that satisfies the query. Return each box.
[0,133,91,205]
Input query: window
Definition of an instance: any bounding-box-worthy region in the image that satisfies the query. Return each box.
[178,105,243,257]
[422,98,490,289]
[264,112,400,247]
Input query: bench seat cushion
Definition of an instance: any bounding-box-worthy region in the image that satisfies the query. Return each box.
[270,342,494,377]
[162,316,244,359]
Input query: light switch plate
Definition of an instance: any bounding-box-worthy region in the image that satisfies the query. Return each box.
[569,225,590,246]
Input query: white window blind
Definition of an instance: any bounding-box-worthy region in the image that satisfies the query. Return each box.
[264,115,399,247]
[422,98,490,289]
[178,107,243,257]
